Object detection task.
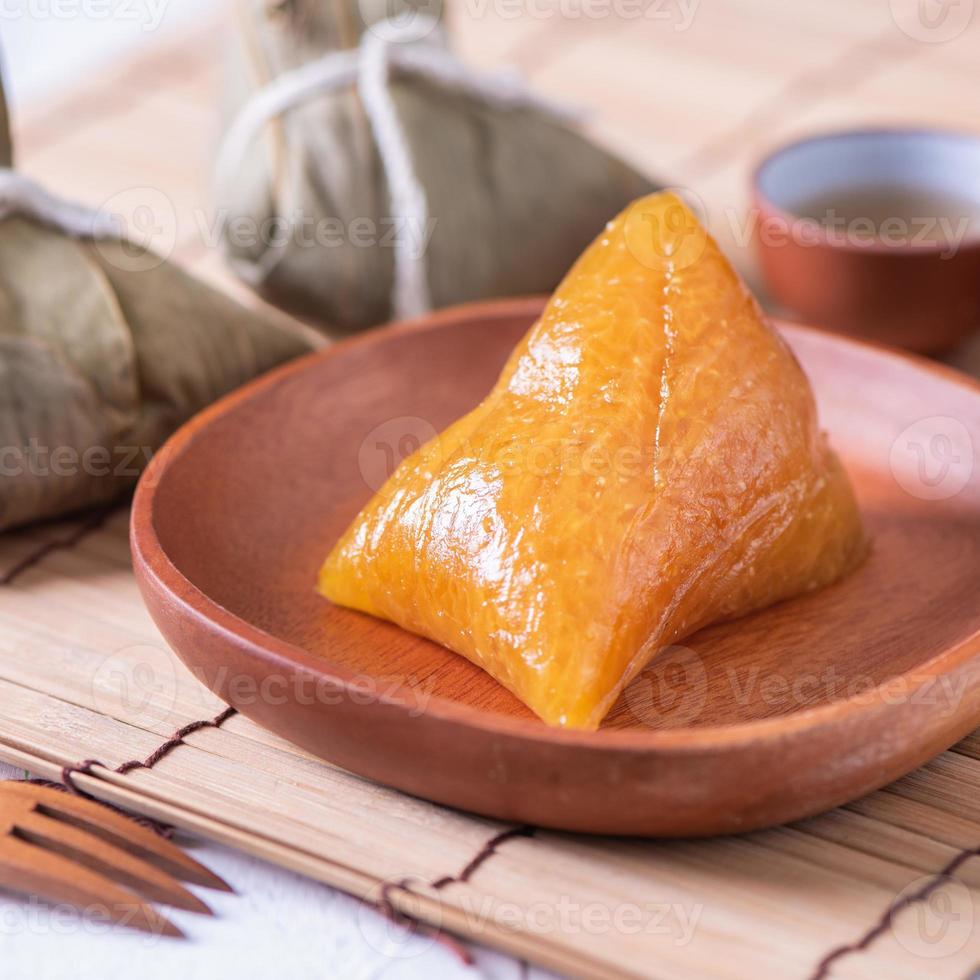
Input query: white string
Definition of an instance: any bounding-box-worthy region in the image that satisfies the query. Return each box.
[357,26,432,318]
[0,169,118,239]
[214,16,582,322]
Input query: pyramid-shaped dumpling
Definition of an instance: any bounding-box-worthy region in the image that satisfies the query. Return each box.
[319,193,866,729]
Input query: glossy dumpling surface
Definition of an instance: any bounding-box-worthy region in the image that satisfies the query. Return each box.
[319,193,867,729]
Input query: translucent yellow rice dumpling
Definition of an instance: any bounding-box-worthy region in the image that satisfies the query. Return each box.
[319,193,866,729]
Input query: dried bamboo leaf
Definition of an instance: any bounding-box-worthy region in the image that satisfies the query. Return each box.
[0,52,313,532]
[0,336,122,531]
[83,239,313,453]
[219,1,659,333]
[0,219,139,442]
[0,211,312,534]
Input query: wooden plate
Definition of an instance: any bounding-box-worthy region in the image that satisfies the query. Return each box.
[131,297,980,836]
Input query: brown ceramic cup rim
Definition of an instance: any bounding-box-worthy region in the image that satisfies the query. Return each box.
[752,127,980,257]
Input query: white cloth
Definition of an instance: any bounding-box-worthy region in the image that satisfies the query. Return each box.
[0,761,557,980]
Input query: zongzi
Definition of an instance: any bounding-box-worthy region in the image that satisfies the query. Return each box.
[319,192,867,729]
[217,1,658,333]
[0,73,312,533]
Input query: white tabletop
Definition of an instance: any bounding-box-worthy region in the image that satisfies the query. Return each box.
[0,761,557,980]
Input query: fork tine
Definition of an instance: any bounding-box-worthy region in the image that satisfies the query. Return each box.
[4,783,231,891]
[0,834,182,937]
[13,809,212,914]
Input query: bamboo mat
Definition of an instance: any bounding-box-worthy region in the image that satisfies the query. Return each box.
[4,2,980,978]
[2,510,979,978]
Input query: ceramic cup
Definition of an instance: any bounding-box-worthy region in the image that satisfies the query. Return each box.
[752,129,980,353]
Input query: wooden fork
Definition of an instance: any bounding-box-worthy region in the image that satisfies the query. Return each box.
[0,781,231,937]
